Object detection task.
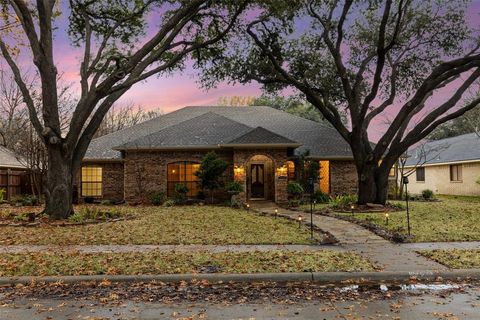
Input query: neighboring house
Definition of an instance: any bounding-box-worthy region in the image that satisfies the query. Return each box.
[0,146,29,200]
[81,106,358,204]
[403,133,480,196]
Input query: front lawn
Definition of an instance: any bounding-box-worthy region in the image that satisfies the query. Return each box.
[331,195,480,242]
[0,250,375,276]
[419,249,480,269]
[0,205,322,245]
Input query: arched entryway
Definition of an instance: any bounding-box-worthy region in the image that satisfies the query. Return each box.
[246,155,275,201]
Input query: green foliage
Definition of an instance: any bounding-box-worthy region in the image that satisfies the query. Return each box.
[330,195,358,209]
[225,181,244,194]
[100,199,116,205]
[195,151,229,199]
[313,190,330,204]
[0,188,5,203]
[429,103,480,140]
[163,199,176,207]
[68,207,122,223]
[150,191,166,206]
[476,176,480,185]
[421,189,434,200]
[287,182,304,197]
[173,184,189,203]
[11,194,39,206]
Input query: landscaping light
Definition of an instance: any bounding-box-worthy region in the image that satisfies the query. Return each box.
[350,204,355,217]
[298,215,303,228]
[246,203,250,212]
[385,212,389,225]
[275,208,278,218]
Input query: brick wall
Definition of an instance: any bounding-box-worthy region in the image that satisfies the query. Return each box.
[123,150,234,204]
[233,148,289,204]
[77,161,124,202]
[329,160,358,195]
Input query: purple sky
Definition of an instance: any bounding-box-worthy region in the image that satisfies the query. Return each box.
[8,1,480,141]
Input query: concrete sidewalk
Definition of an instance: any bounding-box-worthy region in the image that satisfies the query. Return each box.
[250,202,447,272]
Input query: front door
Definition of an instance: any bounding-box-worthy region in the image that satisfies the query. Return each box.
[250,164,265,199]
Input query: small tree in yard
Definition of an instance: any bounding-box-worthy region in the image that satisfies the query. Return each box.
[200,0,480,205]
[195,151,229,203]
[0,0,248,218]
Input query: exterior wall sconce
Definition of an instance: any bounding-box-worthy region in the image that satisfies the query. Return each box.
[276,165,288,177]
[234,165,245,178]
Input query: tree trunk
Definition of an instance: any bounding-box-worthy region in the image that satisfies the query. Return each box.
[44,148,74,219]
[356,163,389,205]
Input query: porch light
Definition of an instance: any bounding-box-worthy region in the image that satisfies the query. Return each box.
[234,165,245,177]
[276,165,288,176]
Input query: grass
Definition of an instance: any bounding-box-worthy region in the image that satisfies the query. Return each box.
[419,249,480,269]
[0,205,322,245]
[0,250,375,276]
[331,195,480,242]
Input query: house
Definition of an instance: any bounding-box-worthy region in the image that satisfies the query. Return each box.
[403,133,480,196]
[81,106,358,204]
[0,146,29,200]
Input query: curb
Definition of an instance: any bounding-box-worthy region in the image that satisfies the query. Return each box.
[1,269,480,286]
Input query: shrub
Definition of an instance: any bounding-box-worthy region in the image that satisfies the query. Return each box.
[68,212,85,223]
[388,202,406,211]
[313,190,330,203]
[174,183,189,203]
[421,189,434,200]
[225,181,244,194]
[330,194,358,209]
[11,194,39,206]
[100,199,116,205]
[150,191,166,206]
[0,188,5,203]
[287,182,304,198]
[195,151,229,203]
[476,176,480,185]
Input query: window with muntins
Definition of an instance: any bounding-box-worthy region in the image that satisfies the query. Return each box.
[416,167,425,182]
[167,161,200,197]
[450,164,462,182]
[81,166,103,197]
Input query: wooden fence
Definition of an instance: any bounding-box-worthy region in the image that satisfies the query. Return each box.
[0,169,29,200]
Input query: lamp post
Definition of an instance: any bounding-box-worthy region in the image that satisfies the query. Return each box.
[308,176,314,240]
[402,175,411,236]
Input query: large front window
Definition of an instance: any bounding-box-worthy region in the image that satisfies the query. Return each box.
[167,161,200,197]
[81,166,103,197]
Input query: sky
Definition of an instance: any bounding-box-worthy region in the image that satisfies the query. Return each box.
[4,1,480,141]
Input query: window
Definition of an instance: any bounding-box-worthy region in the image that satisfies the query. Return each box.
[167,161,200,197]
[450,164,462,182]
[416,167,425,182]
[286,161,295,181]
[81,166,102,197]
[319,160,330,194]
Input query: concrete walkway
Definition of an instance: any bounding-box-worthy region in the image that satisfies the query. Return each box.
[0,244,343,254]
[250,202,447,272]
[401,241,480,250]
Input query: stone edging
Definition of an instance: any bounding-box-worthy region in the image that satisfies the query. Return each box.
[1,269,480,285]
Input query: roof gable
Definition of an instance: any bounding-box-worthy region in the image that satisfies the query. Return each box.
[226,126,299,146]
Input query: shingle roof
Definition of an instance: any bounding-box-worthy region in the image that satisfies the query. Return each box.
[405,133,480,166]
[116,112,253,149]
[0,146,27,169]
[226,127,299,146]
[85,106,353,160]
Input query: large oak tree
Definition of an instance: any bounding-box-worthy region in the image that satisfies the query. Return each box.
[201,0,480,204]
[0,0,247,218]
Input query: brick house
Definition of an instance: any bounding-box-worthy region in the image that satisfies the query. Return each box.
[80,106,357,204]
[403,133,480,196]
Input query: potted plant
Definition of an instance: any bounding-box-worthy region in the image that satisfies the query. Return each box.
[225,181,244,207]
[287,181,304,207]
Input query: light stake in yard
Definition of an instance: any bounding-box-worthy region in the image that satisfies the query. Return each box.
[298,215,303,228]
[246,203,250,212]
[385,212,389,225]
[275,208,278,219]
[350,204,355,217]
